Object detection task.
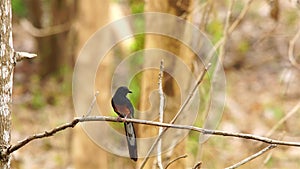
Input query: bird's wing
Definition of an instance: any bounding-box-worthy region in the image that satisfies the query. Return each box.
[126,99,134,117]
[112,103,131,118]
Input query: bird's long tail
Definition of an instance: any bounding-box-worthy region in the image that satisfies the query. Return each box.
[124,122,137,161]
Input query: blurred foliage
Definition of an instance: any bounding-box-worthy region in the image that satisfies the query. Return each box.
[129,0,145,51]
[237,40,250,54]
[265,157,274,168]
[27,66,72,110]
[127,0,145,107]
[264,105,284,120]
[206,19,224,43]
[234,0,246,13]
[29,75,47,110]
[129,0,144,14]
[129,71,143,108]
[56,65,73,95]
[129,34,145,52]
[31,90,46,109]
[187,131,200,157]
[285,10,299,26]
[12,0,27,17]
[54,154,64,166]
[109,111,126,131]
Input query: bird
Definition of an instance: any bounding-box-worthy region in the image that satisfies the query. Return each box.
[111,86,138,161]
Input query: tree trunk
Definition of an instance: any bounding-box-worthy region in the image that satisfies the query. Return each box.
[72,1,110,169]
[138,0,194,168]
[0,0,14,168]
[25,0,74,77]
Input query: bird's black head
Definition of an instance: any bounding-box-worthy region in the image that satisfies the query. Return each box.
[115,86,132,96]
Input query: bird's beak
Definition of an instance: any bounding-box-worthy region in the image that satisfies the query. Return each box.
[129,90,132,93]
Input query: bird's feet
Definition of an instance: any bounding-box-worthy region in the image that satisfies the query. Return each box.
[122,114,129,122]
[117,115,128,122]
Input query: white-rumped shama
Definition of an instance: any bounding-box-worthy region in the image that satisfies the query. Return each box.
[111,86,137,161]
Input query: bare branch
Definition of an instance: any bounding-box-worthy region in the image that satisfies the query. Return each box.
[262,133,284,167]
[157,60,164,169]
[207,0,254,60]
[199,1,212,31]
[192,161,202,169]
[172,64,210,124]
[228,0,254,34]
[6,115,300,156]
[78,116,300,147]
[225,144,277,169]
[84,91,100,117]
[139,64,211,169]
[7,118,80,155]
[7,91,99,155]
[14,51,37,62]
[265,101,300,138]
[219,0,235,63]
[164,154,188,169]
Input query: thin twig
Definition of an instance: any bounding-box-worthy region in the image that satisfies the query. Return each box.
[262,133,285,167]
[7,90,99,155]
[219,0,235,63]
[192,161,202,169]
[6,115,300,156]
[139,64,211,169]
[265,101,300,138]
[172,64,210,124]
[7,118,80,154]
[225,144,277,169]
[157,60,164,169]
[262,146,275,167]
[199,1,210,31]
[193,1,234,165]
[14,51,37,62]
[207,0,254,60]
[288,25,300,69]
[84,91,100,117]
[228,0,254,34]
[164,154,188,169]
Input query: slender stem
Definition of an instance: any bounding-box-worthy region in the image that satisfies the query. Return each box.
[164,154,187,169]
[265,101,300,138]
[192,161,202,169]
[139,64,210,169]
[225,144,277,169]
[157,60,164,169]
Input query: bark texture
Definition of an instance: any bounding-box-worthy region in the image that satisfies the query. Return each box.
[0,0,14,168]
[25,0,75,77]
